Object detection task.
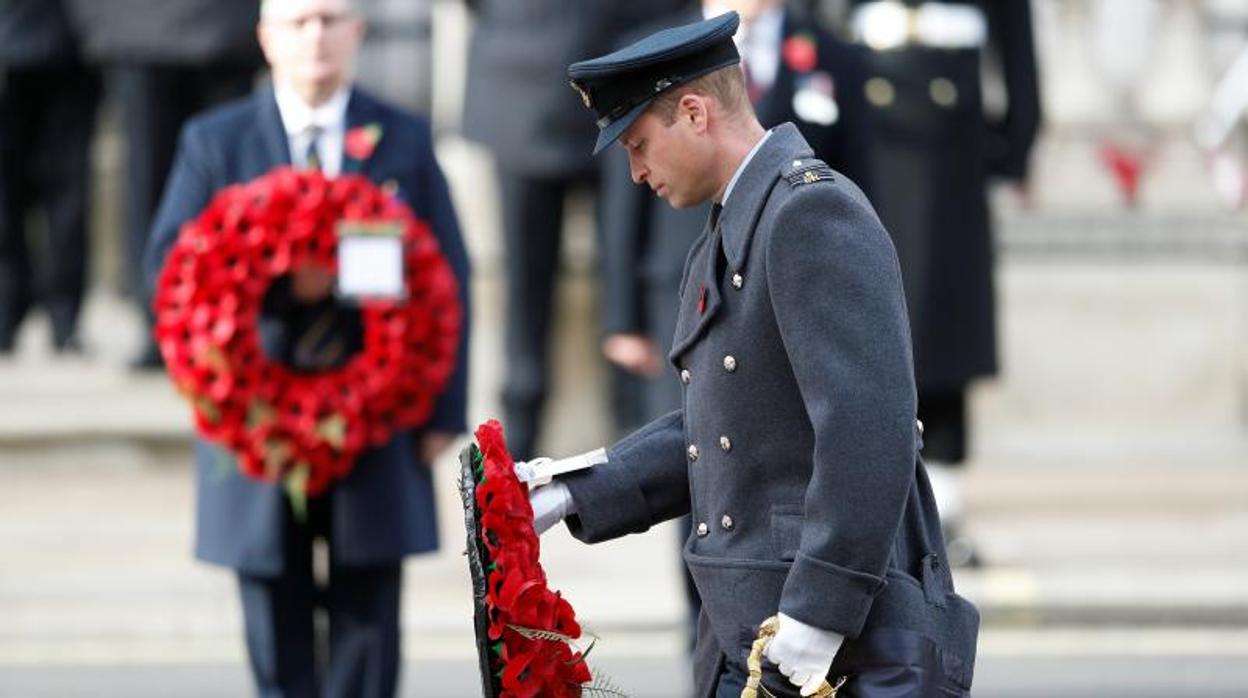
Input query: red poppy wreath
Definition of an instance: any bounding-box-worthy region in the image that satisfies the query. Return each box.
[152,167,461,496]
[461,420,599,698]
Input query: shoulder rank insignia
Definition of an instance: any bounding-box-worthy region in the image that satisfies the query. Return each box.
[781,158,836,188]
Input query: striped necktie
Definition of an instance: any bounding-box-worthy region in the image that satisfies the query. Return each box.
[304,126,323,172]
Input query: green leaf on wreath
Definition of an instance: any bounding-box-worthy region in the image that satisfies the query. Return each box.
[247,400,276,429]
[284,463,310,523]
[316,413,347,450]
[264,439,292,480]
[193,396,221,425]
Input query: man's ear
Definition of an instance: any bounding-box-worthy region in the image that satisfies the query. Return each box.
[678,94,710,133]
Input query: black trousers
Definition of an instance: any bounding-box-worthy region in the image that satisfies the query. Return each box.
[0,62,100,347]
[237,495,402,698]
[114,63,257,313]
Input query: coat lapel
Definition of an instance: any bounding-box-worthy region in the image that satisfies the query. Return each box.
[257,89,292,169]
[668,211,724,364]
[668,124,814,366]
[342,90,385,178]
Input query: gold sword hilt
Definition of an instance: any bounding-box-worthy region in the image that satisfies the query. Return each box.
[742,615,845,698]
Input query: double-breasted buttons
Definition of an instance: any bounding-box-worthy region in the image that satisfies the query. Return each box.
[929,78,958,108]
[687,444,699,462]
[719,435,732,452]
[696,522,709,537]
[721,515,734,531]
[731,273,744,289]
[865,77,895,108]
[680,368,692,385]
[723,355,737,372]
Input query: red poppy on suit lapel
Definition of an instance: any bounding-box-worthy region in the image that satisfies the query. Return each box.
[345,123,383,162]
[783,32,818,73]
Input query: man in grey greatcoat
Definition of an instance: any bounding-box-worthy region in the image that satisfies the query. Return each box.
[521,12,978,697]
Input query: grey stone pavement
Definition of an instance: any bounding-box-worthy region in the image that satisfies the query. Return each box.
[6,93,1248,695]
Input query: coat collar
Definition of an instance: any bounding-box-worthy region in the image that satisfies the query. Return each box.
[718,122,812,272]
[256,86,385,175]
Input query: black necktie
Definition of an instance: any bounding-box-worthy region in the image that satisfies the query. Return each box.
[709,203,723,230]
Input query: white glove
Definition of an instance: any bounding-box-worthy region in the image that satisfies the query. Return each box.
[527,480,575,535]
[514,448,606,486]
[764,612,845,696]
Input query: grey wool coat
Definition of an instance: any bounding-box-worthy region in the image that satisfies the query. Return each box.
[561,123,979,697]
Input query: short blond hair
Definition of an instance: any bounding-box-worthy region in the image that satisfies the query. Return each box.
[648,65,749,125]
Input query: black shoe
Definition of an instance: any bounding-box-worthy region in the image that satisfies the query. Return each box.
[129,342,165,372]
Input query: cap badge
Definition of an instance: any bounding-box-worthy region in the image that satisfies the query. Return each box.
[570,80,593,109]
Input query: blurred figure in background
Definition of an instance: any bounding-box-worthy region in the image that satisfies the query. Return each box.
[598,0,872,646]
[65,0,263,370]
[142,0,471,694]
[0,0,100,355]
[460,0,688,460]
[845,0,1041,566]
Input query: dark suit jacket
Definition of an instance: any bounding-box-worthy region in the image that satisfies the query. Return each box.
[461,0,691,176]
[565,124,977,697]
[600,7,872,339]
[849,0,1042,391]
[144,87,472,576]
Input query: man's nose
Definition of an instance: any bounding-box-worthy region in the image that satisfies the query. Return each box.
[628,155,647,185]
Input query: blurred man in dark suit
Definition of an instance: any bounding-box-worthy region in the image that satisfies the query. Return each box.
[65,0,263,369]
[0,0,99,354]
[845,0,1042,565]
[144,0,471,694]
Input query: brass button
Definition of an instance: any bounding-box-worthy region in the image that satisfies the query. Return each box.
[719,435,732,452]
[680,368,692,385]
[929,78,958,108]
[731,273,744,289]
[865,77,895,108]
[721,515,734,531]
[696,522,709,537]
[687,444,699,462]
[723,355,737,372]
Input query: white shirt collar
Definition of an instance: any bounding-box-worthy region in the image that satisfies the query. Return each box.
[274,83,351,136]
[722,129,773,207]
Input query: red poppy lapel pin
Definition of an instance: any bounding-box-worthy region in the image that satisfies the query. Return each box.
[782,33,818,74]
[698,283,708,314]
[345,123,383,162]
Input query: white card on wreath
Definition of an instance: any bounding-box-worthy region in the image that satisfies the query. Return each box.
[337,222,404,300]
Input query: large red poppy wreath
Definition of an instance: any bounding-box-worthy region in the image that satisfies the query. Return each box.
[153,167,461,495]
[471,420,592,696]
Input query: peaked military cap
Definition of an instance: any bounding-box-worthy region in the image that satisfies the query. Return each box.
[568,11,741,155]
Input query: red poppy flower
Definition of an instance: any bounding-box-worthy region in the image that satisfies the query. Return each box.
[345,124,382,162]
[783,33,818,73]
